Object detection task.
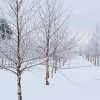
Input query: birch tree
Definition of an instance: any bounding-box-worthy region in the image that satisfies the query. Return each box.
[36,0,72,85]
[0,0,41,100]
[82,23,100,66]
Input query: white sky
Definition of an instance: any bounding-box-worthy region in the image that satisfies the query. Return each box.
[1,0,100,34]
[64,0,100,34]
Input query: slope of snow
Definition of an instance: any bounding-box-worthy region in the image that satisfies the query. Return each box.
[0,55,100,100]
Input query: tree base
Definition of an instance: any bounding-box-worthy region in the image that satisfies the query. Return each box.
[46,81,49,85]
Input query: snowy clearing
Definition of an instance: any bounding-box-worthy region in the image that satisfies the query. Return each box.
[0,55,100,100]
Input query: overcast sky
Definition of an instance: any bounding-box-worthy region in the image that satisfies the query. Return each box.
[64,0,100,34]
[1,0,100,34]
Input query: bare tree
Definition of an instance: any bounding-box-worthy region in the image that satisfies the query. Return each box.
[36,0,73,85]
[82,22,100,66]
[0,0,41,100]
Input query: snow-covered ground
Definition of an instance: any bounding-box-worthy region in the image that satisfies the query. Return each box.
[0,55,100,100]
